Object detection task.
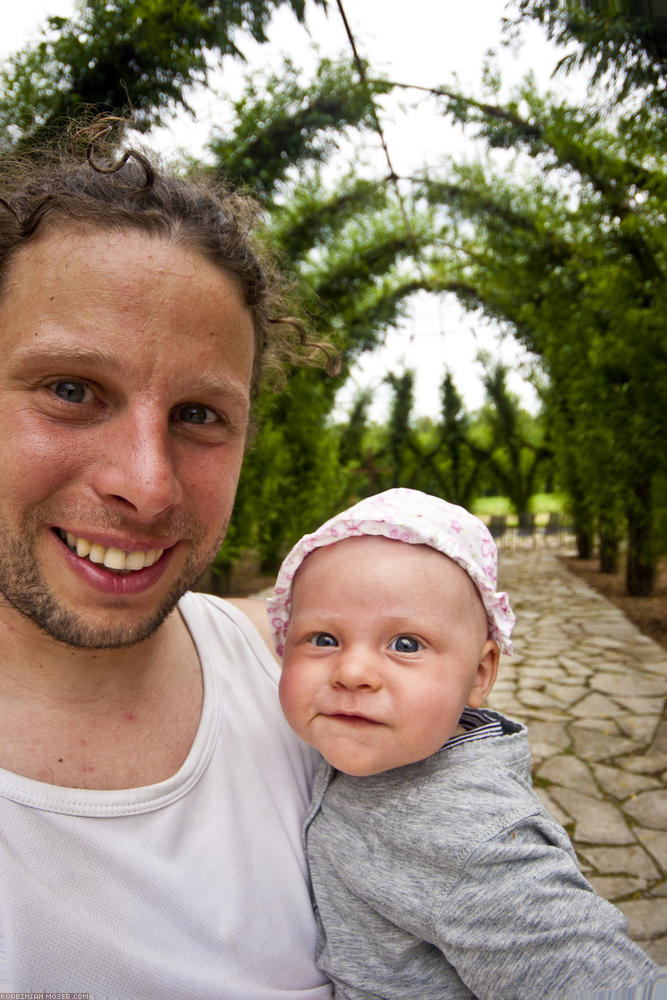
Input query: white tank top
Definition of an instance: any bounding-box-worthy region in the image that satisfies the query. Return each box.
[0,593,332,999]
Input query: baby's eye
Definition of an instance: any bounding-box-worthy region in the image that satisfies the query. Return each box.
[308,632,338,647]
[389,635,422,654]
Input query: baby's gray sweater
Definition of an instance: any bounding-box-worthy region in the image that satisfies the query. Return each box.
[304,711,656,999]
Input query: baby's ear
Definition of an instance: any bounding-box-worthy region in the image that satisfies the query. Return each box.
[467,640,500,709]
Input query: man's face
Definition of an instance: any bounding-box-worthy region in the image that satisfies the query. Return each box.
[280,536,499,776]
[0,225,254,648]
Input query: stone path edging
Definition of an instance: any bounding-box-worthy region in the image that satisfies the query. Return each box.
[489,547,667,963]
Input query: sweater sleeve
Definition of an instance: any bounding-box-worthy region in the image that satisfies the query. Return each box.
[434,813,657,1000]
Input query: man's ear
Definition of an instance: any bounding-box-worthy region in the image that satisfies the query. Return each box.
[467,640,500,709]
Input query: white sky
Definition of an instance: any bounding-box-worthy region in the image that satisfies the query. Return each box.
[1,1,585,420]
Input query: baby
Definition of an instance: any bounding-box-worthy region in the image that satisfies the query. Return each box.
[268,489,656,1000]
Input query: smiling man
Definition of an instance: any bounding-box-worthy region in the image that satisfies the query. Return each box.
[0,139,333,997]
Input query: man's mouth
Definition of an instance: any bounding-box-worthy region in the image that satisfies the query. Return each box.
[56,529,165,574]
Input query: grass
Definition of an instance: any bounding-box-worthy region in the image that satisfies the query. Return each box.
[473,493,568,521]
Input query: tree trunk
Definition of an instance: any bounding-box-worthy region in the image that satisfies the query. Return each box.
[572,500,595,558]
[575,524,595,560]
[599,533,619,574]
[562,461,595,559]
[625,478,656,597]
[598,512,620,574]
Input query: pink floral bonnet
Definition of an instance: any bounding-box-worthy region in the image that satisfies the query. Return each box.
[267,488,515,657]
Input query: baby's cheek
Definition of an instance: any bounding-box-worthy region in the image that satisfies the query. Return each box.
[278,666,305,730]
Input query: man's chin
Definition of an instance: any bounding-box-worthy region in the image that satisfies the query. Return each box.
[4,570,198,650]
[29,594,183,649]
[0,531,221,650]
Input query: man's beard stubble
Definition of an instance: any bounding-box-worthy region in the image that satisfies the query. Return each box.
[0,521,227,649]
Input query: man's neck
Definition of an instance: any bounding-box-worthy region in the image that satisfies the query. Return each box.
[0,605,204,789]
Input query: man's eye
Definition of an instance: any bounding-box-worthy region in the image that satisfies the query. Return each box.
[50,380,89,404]
[309,632,338,648]
[390,635,422,653]
[172,404,218,425]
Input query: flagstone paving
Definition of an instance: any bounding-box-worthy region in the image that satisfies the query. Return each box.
[488,545,667,964]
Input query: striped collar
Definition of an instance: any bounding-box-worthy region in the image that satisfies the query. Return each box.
[441,707,504,752]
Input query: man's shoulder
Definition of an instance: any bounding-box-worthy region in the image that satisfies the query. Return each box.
[179,591,278,666]
[223,596,276,656]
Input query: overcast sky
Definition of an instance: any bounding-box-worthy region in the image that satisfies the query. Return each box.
[2,1,584,419]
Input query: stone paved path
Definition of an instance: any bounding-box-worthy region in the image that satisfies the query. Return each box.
[489,545,667,964]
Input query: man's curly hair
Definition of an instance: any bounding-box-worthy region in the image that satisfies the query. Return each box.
[0,121,338,396]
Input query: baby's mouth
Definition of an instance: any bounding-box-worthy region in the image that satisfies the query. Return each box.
[57,529,164,574]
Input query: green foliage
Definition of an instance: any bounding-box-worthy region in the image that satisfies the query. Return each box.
[202,59,446,570]
[336,389,372,469]
[414,24,666,593]
[228,368,348,572]
[0,0,321,151]
[208,57,390,201]
[504,0,667,127]
[430,372,480,507]
[382,371,419,489]
[206,59,437,364]
[473,493,567,519]
[473,359,552,514]
[327,365,550,524]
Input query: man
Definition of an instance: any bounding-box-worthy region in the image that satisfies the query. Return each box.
[0,140,333,997]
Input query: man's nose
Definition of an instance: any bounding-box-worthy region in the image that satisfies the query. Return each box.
[91,408,184,520]
[331,648,382,691]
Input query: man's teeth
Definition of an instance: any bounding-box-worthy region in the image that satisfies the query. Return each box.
[62,531,164,572]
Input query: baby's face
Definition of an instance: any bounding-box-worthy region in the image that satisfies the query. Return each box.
[279,536,499,776]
